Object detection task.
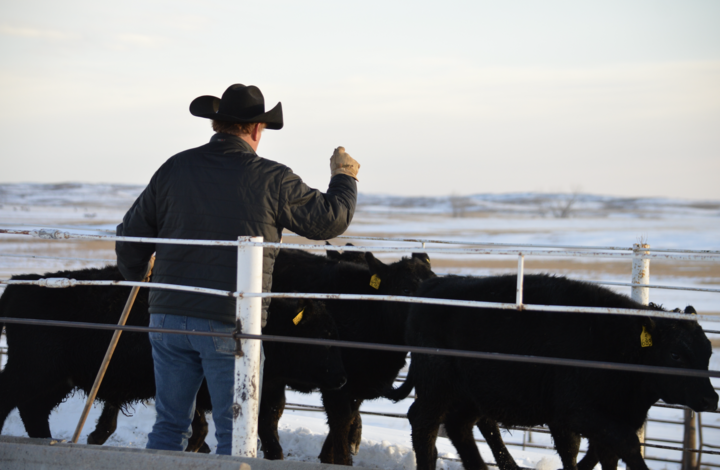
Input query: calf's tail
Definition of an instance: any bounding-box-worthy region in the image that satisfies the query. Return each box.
[0,286,8,331]
[382,366,415,403]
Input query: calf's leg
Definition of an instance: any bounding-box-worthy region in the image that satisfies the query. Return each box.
[408,396,446,470]
[258,380,287,460]
[186,410,210,453]
[348,399,363,455]
[573,415,648,470]
[549,426,581,470]
[444,406,487,470]
[319,390,355,465]
[17,385,71,438]
[87,404,119,445]
[0,362,71,438]
[578,439,619,470]
[476,417,519,470]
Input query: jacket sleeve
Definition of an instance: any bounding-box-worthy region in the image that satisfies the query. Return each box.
[277,170,357,240]
[115,173,158,281]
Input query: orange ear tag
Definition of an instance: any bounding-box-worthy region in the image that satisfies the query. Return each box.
[640,326,653,348]
[369,274,381,290]
[293,309,305,325]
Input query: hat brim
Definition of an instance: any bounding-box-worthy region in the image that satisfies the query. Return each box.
[189,95,283,130]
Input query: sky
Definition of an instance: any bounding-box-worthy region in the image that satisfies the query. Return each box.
[0,1,719,199]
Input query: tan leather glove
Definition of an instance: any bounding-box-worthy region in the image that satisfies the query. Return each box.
[330,146,360,181]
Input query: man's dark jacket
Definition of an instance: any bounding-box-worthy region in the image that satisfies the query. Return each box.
[115,133,356,325]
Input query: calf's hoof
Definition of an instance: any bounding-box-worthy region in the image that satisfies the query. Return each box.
[197,442,211,454]
[264,451,285,460]
[350,441,360,456]
[87,430,111,446]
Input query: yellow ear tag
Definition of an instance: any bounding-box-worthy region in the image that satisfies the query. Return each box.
[640,326,653,348]
[369,274,381,290]
[293,308,304,326]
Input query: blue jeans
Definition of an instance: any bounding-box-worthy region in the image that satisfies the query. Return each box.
[146,314,262,455]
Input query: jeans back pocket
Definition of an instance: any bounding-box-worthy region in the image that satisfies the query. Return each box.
[210,320,236,355]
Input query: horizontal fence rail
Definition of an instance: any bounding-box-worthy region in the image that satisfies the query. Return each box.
[3,251,719,298]
[303,233,720,256]
[1,279,718,324]
[3,228,720,261]
[583,280,720,294]
[0,317,718,379]
[6,225,717,256]
[0,253,115,263]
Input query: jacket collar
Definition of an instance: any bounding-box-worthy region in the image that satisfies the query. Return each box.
[209,133,257,154]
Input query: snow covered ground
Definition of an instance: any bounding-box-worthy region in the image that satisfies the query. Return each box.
[1,183,719,469]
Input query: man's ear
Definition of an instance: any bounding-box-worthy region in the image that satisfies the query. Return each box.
[251,123,262,142]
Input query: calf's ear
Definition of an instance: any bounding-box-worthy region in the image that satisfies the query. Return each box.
[295,298,313,320]
[412,253,431,265]
[684,305,697,315]
[325,241,340,260]
[365,252,388,278]
[639,317,656,348]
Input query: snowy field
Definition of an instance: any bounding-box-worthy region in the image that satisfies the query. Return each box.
[1,183,719,469]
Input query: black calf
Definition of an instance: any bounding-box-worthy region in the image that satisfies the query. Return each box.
[272,248,435,465]
[387,274,717,470]
[0,265,346,455]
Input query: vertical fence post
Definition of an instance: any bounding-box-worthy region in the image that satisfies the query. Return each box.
[232,236,264,457]
[0,327,5,371]
[632,243,650,457]
[631,243,650,306]
[682,409,698,470]
[516,254,525,308]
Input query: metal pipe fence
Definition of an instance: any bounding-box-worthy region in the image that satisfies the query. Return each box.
[0,316,718,379]
[1,226,718,467]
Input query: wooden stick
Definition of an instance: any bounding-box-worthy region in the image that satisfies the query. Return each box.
[72,257,155,444]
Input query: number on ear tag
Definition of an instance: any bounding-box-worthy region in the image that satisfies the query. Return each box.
[641,326,653,348]
[369,274,381,290]
[293,309,305,325]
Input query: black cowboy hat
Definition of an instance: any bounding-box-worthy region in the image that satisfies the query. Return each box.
[189,84,283,130]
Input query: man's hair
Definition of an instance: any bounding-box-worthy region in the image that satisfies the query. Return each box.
[212,120,265,136]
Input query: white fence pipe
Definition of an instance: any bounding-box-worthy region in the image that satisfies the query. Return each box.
[588,281,720,294]
[285,233,720,256]
[232,236,264,457]
[0,253,115,263]
[632,243,650,456]
[516,254,525,307]
[5,226,719,256]
[0,278,235,297]
[253,242,720,262]
[2,278,719,323]
[3,228,720,261]
[632,244,651,306]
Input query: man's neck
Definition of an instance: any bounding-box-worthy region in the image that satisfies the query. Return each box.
[238,134,256,151]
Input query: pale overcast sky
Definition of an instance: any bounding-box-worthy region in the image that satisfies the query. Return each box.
[1,1,718,199]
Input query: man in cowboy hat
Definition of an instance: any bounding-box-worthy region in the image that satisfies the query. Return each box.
[115,84,359,454]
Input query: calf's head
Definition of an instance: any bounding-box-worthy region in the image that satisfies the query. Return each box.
[264,299,347,390]
[641,306,718,412]
[325,242,367,265]
[364,252,435,297]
